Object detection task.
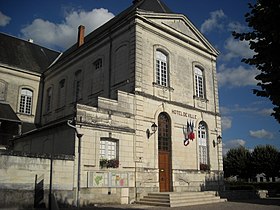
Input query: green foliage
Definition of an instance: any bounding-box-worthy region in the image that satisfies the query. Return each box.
[251,145,279,178]
[200,163,210,171]
[223,146,252,179]
[232,0,280,123]
[224,145,280,180]
[99,158,119,168]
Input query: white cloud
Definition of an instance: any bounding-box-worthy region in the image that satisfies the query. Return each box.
[223,37,255,61]
[217,64,258,87]
[249,129,274,139]
[223,139,246,155]
[0,11,11,27]
[259,108,273,116]
[200,10,226,34]
[221,116,232,131]
[227,21,249,33]
[20,8,114,50]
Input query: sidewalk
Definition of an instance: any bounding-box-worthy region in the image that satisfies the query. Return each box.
[2,198,280,210]
[73,198,280,210]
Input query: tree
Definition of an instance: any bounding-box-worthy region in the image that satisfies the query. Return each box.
[223,146,252,180]
[232,0,280,123]
[251,145,279,179]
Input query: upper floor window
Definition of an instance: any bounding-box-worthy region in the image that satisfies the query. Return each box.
[46,87,52,112]
[156,50,168,87]
[194,67,204,98]
[19,88,33,115]
[0,80,7,101]
[74,70,82,102]
[58,79,66,108]
[94,59,102,70]
[198,122,208,165]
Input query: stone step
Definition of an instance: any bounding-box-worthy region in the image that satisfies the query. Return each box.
[137,191,227,207]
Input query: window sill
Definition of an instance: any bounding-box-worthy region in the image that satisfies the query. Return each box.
[152,82,174,92]
[193,95,208,102]
[17,112,34,117]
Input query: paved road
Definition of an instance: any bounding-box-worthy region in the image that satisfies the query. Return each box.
[73,198,280,210]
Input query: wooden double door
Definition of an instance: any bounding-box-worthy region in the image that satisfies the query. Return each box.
[158,113,172,192]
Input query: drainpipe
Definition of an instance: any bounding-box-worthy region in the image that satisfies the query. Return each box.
[67,119,83,208]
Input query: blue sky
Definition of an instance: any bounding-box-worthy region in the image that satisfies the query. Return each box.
[1,0,279,154]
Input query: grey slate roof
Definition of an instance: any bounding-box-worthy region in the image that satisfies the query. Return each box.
[0,102,21,123]
[0,32,60,74]
[135,0,172,13]
[53,0,172,68]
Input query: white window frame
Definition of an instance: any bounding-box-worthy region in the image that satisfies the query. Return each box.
[156,50,168,87]
[100,138,118,160]
[19,88,33,115]
[194,67,204,98]
[198,122,208,165]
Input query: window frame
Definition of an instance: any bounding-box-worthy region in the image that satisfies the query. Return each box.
[99,137,119,161]
[19,88,33,115]
[74,70,82,102]
[94,58,103,71]
[46,87,52,113]
[198,121,208,165]
[194,66,205,99]
[0,80,8,101]
[58,79,66,108]
[155,50,169,87]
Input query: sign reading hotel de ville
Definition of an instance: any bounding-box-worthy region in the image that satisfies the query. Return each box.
[172,109,197,119]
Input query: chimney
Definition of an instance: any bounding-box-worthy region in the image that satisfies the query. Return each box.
[77,25,85,47]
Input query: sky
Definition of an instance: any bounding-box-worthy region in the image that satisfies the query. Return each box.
[0,0,279,154]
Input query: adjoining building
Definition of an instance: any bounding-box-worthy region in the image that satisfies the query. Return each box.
[0,0,223,205]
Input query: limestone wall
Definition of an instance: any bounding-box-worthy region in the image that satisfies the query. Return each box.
[0,151,75,207]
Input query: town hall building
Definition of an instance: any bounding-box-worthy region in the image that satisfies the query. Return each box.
[0,0,223,206]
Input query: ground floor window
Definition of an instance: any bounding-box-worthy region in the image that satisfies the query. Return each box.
[99,138,119,168]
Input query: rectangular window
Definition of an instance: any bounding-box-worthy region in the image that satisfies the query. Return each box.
[199,146,207,164]
[94,59,102,70]
[195,75,204,98]
[100,138,118,160]
[194,67,204,98]
[19,89,32,115]
[74,70,82,101]
[46,87,52,112]
[156,60,167,86]
[58,79,66,108]
[0,81,7,101]
[156,50,168,87]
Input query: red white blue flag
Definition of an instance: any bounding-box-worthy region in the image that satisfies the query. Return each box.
[183,120,195,146]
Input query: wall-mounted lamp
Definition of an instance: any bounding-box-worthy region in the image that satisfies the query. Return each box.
[146,122,158,139]
[213,135,222,147]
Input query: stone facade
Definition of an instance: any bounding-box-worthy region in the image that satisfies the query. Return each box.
[1,0,223,206]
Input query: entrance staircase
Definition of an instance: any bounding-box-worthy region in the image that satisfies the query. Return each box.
[136,191,227,207]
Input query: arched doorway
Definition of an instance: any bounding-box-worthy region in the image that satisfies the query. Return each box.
[158,112,172,192]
